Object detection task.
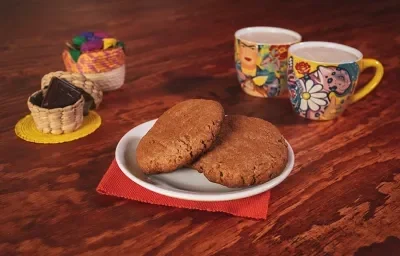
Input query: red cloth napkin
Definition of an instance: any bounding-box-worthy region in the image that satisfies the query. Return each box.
[97,159,271,219]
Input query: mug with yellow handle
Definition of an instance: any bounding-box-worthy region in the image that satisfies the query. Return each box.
[287,41,384,120]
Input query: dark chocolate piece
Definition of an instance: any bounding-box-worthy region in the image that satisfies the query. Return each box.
[66,83,95,116]
[41,77,82,109]
[82,97,94,116]
[30,91,44,106]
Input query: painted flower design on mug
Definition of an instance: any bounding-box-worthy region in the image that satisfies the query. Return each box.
[270,45,288,61]
[299,79,328,112]
[289,87,297,99]
[235,41,287,98]
[295,61,311,74]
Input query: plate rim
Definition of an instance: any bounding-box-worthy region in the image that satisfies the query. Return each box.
[115,119,295,202]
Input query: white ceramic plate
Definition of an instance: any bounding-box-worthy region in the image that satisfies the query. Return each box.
[115,119,295,201]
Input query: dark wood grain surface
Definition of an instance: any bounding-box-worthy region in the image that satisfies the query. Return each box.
[1,0,399,255]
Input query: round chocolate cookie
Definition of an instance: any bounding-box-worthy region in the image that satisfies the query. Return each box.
[136,99,225,174]
[191,115,288,188]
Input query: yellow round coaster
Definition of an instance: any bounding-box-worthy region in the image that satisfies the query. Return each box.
[15,111,101,144]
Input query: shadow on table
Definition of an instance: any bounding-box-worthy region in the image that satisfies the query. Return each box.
[227,97,313,126]
[159,74,316,126]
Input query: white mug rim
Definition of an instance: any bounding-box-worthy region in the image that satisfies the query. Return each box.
[235,26,302,45]
[288,41,363,64]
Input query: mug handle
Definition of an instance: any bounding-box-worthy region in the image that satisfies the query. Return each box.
[350,59,384,103]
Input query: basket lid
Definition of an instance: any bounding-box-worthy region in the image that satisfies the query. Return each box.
[41,71,103,109]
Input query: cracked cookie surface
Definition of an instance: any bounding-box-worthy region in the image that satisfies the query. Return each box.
[136,99,224,174]
[191,115,288,188]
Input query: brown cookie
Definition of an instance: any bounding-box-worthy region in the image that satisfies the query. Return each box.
[136,99,224,174]
[191,115,288,188]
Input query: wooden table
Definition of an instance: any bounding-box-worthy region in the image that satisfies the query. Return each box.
[1,0,399,255]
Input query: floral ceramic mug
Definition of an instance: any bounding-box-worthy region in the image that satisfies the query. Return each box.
[287,42,384,120]
[234,27,301,98]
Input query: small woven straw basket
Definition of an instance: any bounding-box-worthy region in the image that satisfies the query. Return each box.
[28,91,84,135]
[27,71,103,135]
[62,47,125,91]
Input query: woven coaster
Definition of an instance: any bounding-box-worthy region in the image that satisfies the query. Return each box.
[15,111,101,144]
